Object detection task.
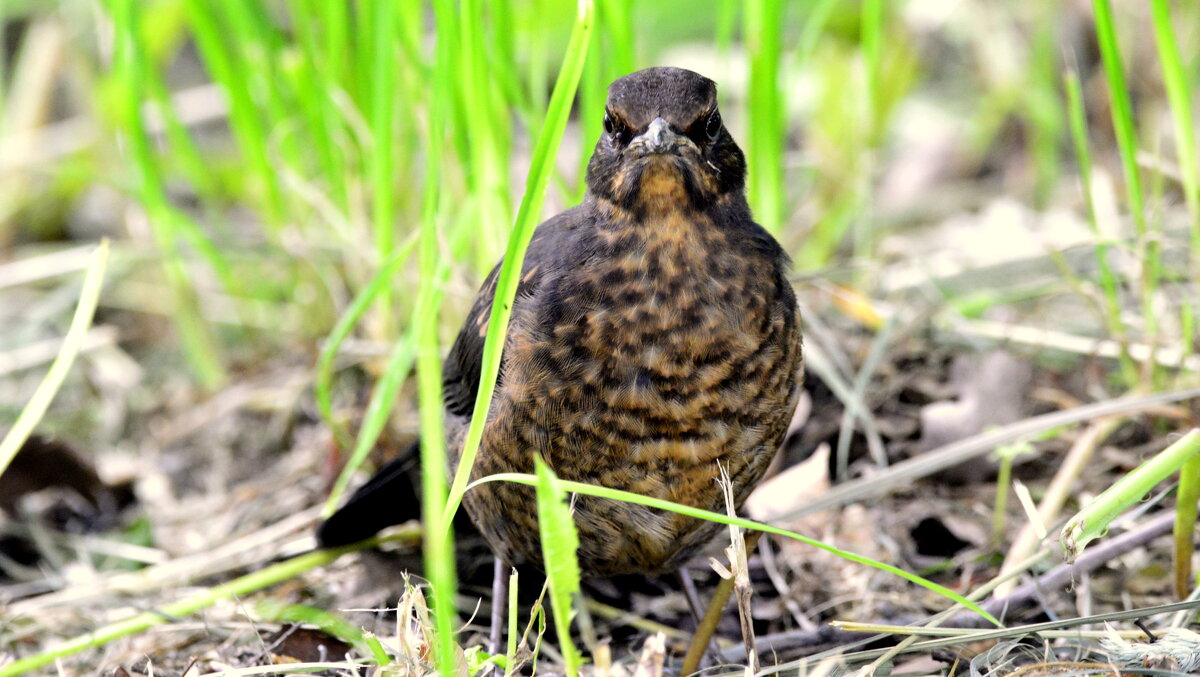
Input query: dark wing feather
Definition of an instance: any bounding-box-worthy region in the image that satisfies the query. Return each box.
[442,265,501,418]
[441,207,587,418]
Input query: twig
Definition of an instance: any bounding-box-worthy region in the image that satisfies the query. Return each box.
[729,531,763,673]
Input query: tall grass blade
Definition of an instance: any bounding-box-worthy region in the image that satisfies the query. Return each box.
[109,0,226,388]
[1175,455,1200,598]
[183,0,285,229]
[1063,67,1137,385]
[459,0,512,272]
[317,238,420,509]
[1149,0,1200,336]
[796,0,838,64]
[324,334,415,518]
[1149,0,1199,233]
[1092,0,1158,375]
[861,0,884,131]
[418,5,460,673]
[534,456,583,677]
[287,0,350,215]
[744,0,785,235]
[368,0,397,330]
[1027,16,1065,205]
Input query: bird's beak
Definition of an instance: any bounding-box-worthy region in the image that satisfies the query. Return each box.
[632,117,686,156]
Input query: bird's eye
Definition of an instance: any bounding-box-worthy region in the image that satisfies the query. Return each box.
[705,110,722,140]
[603,112,616,135]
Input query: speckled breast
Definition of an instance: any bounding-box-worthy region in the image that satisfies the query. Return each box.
[453,209,802,577]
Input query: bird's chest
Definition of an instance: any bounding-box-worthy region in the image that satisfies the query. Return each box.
[568,239,759,377]
[498,214,784,470]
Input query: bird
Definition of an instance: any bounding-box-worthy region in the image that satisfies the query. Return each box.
[318,66,803,579]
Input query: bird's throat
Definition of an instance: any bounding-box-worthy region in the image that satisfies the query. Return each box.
[633,157,689,217]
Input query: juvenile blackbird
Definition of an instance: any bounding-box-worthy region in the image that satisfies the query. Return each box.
[319,67,803,578]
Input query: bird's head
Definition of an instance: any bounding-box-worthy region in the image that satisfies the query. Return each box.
[585,67,747,217]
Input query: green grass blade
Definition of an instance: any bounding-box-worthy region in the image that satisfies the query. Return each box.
[416,178,457,677]
[506,567,519,676]
[1026,16,1065,205]
[795,0,838,63]
[287,0,350,215]
[1063,429,1200,557]
[534,456,583,677]
[322,334,416,518]
[715,0,737,55]
[368,0,397,328]
[1092,0,1158,366]
[253,600,387,663]
[744,0,785,235]
[0,241,108,479]
[598,0,634,74]
[459,0,513,272]
[417,7,458,672]
[469,472,1001,627]
[1063,67,1137,385]
[108,0,226,388]
[1150,0,1199,232]
[443,0,595,526]
[183,0,284,229]
[1149,0,1200,329]
[861,0,884,132]
[1175,454,1200,598]
[219,1,303,182]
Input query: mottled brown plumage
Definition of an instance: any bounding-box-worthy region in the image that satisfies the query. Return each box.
[320,67,803,577]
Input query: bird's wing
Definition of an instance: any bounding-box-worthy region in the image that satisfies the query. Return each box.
[441,263,503,418]
[442,208,583,418]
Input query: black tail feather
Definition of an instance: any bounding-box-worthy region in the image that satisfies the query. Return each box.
[316,441,422,548]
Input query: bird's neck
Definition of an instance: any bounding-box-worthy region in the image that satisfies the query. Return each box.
[587,191,748,233]
[630,159,693,219]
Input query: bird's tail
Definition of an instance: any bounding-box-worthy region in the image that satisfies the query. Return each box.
[316,440,422,548]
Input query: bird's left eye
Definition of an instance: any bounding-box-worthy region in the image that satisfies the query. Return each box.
[705,110,722,140]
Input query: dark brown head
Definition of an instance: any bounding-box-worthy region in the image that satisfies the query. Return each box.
[585,67,747,216]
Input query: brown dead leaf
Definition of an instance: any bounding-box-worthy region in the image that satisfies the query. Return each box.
[264,624,352,663]
[745,443,830,526]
